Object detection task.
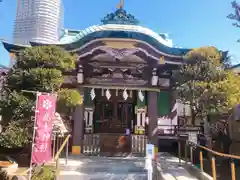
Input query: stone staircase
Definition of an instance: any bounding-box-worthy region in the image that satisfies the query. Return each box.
[58,156,147,180]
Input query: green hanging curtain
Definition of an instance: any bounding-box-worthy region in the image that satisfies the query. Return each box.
[84,88,94,107]
[136,91,146,109]
[94,102,101,130]
[158,91,170,116]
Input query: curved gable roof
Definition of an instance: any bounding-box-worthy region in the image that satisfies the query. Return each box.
[1,41,29,53]
[29,24,191,57]
[65,24,174,47]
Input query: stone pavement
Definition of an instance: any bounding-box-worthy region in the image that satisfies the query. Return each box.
[157,152,200,180]
[58,156,148,180]
[56,153,207,180]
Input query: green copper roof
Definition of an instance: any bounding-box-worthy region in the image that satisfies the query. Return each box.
[59,29,82,44]
[2,25,191,57]
[58,24,175,47]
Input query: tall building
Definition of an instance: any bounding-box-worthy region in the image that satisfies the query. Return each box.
[13,0,63,45]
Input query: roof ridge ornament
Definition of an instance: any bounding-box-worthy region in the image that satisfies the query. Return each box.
[101,0,139,25]
[117,0,124,9]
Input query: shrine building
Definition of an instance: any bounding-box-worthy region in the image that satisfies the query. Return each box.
[2,4,196,155]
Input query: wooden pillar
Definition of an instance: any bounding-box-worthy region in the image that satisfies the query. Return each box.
[148,91,158,145]
[72,89,84,155]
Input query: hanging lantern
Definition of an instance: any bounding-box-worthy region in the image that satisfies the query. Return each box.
[159,56,165,64]
[138,90,144,102]
[77,65,83,84]
[123,89,128,100]
[90,88,96,100]
[101,89,104,96]
[151,68,158,86]
[105,89,111,100]
[129,90,132,98]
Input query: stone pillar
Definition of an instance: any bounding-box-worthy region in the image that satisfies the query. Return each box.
[72,89,84,155]
[148,91,158,145]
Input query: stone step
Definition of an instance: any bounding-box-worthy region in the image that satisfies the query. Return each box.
[59,172,147,180]
[58,156,147,180]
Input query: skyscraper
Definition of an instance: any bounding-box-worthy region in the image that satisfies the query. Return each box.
[13,0,63,45]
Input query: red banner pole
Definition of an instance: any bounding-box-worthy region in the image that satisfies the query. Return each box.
[28,92,41,180]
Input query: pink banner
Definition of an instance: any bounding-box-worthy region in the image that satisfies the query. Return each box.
[31,93,57,164]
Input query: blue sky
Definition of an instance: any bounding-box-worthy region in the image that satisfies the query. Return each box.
[0,0,239,66]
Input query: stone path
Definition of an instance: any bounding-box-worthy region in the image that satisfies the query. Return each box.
[57,153,206,180]
[157,152,199,180]
[58,156,147,180]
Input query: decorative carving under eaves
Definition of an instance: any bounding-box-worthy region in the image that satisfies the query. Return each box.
[88,61,147,70]
[90,67,144,78]
[85,46,146,62]
[120,68,128,72]
[89,62,100,67]
[108,68,115,72]
[97,68,136,78]
[85,66,147,86]
[102,73,111,78]
[112,72,124,78]
[132,64,147,69]
[86,78,147,86]
[91,46,139,60]
[108,49,139,60]
[92,68,102,73]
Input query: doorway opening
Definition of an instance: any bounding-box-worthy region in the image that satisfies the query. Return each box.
[94,89,135,134]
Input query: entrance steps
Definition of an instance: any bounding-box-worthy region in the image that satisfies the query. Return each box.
[50,153,207,180]
[56,156,148,180]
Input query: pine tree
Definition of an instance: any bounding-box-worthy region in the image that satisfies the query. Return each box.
[173,47,232,124]
[0,46,82,148]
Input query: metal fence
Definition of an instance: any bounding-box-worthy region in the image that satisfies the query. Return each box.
[52,134,70,160]
[82,134,147,156]
[131,135,147,155]
[169,135,240,180]
[83,134,100,155]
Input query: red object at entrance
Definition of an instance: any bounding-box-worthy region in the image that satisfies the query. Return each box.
[118,136,127,146]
